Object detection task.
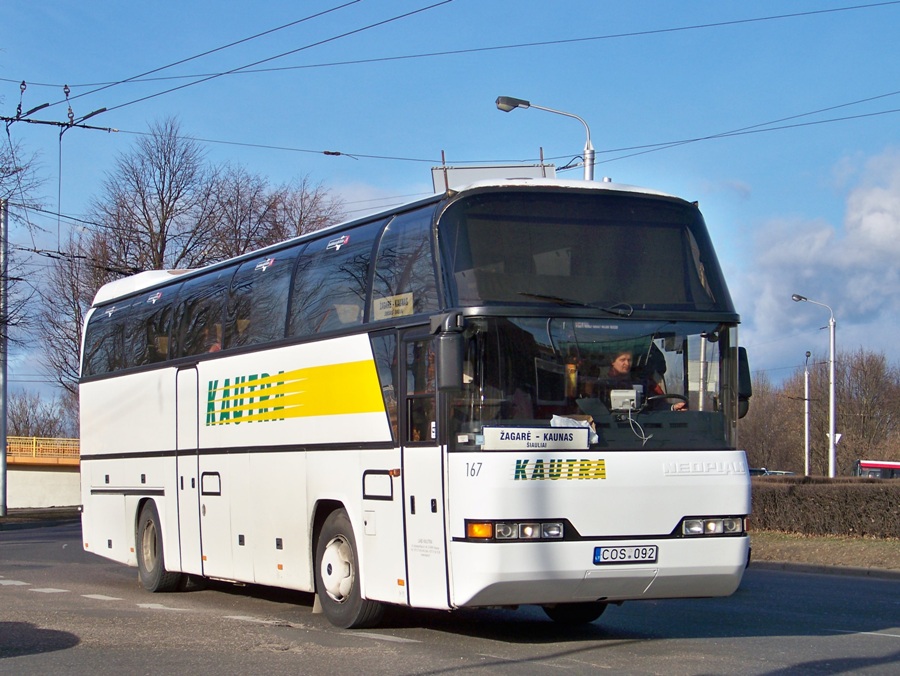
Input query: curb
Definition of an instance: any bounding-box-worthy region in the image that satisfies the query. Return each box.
[750,560,900,581]
[0,507,81,532]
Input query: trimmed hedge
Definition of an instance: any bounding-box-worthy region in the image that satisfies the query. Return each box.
[751,477,900,538]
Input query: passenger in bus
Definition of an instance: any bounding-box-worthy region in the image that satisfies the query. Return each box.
[602,349,685,411]
[203,326,222,353]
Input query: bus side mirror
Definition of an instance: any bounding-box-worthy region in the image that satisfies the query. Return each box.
[436,331,464,391]
[738,346,752,419]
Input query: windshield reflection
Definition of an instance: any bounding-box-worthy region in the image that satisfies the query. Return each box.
[449,317,737,451]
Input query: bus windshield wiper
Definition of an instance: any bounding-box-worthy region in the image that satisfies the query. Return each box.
[518,292,634,317]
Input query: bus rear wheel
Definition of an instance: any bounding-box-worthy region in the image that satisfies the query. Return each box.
[542,601,608,624]
[315,508,384,629]
[136,501,183,593]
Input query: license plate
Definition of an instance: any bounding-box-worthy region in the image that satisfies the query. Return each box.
[593,545,658,565]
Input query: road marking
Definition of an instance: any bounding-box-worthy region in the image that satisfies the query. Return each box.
[350,631,421,644]
[29,588,69,593]
[830,629,900,639]
[225,615,292,626]
[137,603,190,611]
[0,579,29,586]
[83,594,123,601]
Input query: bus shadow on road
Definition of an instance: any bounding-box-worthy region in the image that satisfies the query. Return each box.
[184,568,900,648]
[0,622,80,658]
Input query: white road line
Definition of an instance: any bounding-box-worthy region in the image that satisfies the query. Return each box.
[225,615,277,624]
[29,588,69,593]
[0,579,29,586]
[830,629,900,639]
[349,631,421,644]
[224,615,294,627]
[83,594,123,601]
[136,603,190,611]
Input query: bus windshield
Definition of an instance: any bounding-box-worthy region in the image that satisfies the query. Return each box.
[439,189,733,313]
[449,317,738,451]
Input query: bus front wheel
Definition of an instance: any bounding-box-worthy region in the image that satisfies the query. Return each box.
[315,509,384,629]
[542,601,607,624]
[136,501,183,593]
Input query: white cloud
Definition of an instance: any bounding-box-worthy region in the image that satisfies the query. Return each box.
[843,147,900,258]
[734,147,900,379]
[334,181,434,219]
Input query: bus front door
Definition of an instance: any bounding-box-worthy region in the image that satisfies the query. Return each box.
[401,336,450,609]
[175,366,203,576]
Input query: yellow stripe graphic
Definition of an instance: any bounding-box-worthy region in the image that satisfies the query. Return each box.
[207,360,384,425]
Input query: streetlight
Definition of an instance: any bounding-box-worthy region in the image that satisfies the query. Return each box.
[804,350,811,477]
[792,294,836,478]
[495,96,595,181]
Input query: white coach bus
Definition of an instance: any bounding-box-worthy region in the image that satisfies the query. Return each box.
[80,178,753,628]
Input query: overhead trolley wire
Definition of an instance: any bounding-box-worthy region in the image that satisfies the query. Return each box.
[98,1,455,116]
[38,0,365,111]
[4,1,897,92]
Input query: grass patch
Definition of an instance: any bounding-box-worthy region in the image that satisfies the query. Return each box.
[751,530,900,571]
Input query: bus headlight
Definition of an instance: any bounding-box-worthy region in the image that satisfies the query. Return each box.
[518,523,542,539]
[680,517,746,536]
[541,522,564,539]
[494,523,517,539]
[466,520,565,541]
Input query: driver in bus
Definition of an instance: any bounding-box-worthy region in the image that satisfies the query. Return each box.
[603,348,686,411]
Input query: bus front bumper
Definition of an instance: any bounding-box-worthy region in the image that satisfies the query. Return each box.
[448,535,749,608]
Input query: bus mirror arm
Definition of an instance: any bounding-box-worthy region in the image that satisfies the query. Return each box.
[429,311,465,335]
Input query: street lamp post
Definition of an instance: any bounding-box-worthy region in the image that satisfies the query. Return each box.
[804,350,811,477]
[792,294,837,478]
[495,96,595,181]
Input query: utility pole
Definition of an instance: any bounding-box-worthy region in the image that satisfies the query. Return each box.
[1,199,8,516]
[804,351,811,477]
[0,89,115,514]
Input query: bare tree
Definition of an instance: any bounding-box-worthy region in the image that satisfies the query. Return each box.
[205,170,345,260]
[89,116,220,272]
[834,349,900,471]
[742,349,900,476]
[740,371,803,472]
[267,176,345,242]
[37,230,99,396]
[205,164,277,261]
[7,390,77,437]
[0,136,42,205]
[1,136,43,342]
[36,117,346,395]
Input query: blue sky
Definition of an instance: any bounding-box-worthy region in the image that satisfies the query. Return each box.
[3,0,900,391]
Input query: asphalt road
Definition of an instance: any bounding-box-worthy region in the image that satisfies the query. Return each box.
[2,520,899,675]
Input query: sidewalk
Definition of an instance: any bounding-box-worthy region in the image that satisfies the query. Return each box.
[0,506,81,530]
[750,559,900,581]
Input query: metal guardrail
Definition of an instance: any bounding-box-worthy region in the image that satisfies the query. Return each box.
[6,436,80,461]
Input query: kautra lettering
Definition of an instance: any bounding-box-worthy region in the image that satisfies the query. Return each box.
[514,458,606,480]
[206,371,284,426]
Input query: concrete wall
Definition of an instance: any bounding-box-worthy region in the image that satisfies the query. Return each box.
[5,465,81,508]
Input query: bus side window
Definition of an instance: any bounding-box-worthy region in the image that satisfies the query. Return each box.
[124,288,178,367]
[173,268,233,357]
[371,333,399,442]
[406,340,436,443]
[83,307,126,376]
[227,249,298,349]
[288,220,385,337]
[370,209,438,322]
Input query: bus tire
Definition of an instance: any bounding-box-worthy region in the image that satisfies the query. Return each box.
[542,601,607,624]
[136,501,183,593]
[315,508,384,629]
